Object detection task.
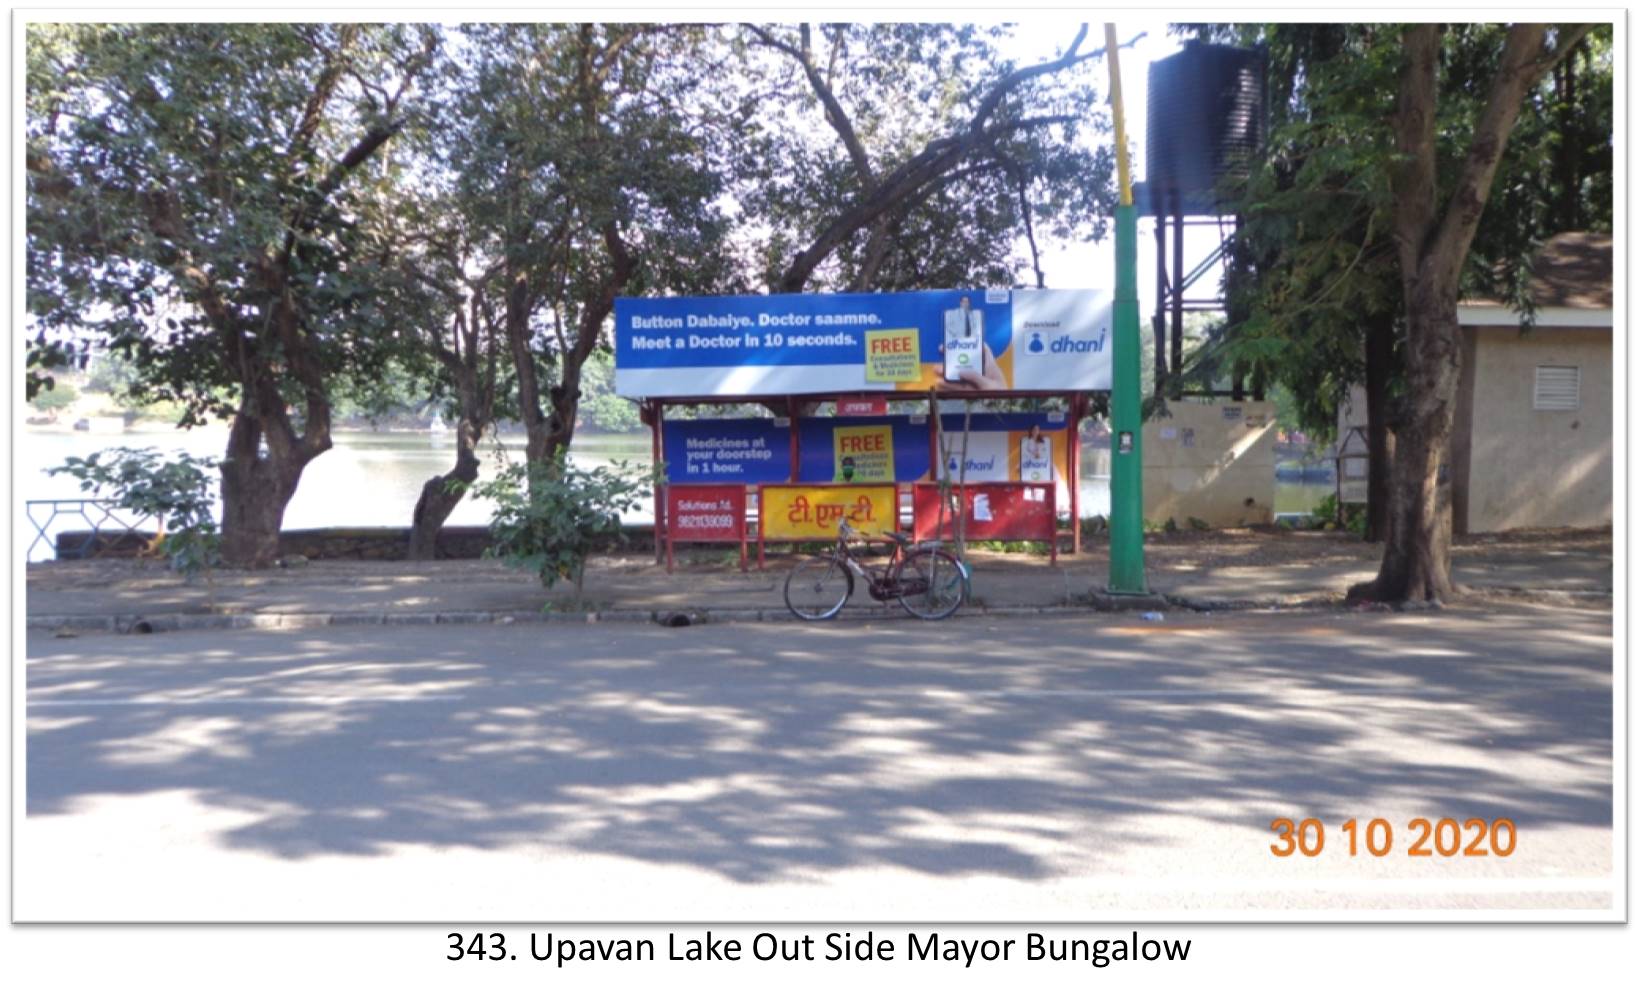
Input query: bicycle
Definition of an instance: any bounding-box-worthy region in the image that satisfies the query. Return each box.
[783,520,968,621]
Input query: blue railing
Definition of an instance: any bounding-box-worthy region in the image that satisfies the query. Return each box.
[25,499,158,561]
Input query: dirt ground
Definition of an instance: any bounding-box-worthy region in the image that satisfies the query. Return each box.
[27,525,1612,590]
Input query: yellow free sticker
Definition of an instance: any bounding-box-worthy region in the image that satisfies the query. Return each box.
[865,328,921,383]
[833,424,894,482]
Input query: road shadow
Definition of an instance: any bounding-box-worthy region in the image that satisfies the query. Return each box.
[26,607,1613,884]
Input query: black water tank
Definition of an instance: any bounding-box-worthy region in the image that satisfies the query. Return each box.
[1146,41,1267,206]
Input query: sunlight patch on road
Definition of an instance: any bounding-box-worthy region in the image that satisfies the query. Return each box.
[31,694,466,706]
[103,716,251,765]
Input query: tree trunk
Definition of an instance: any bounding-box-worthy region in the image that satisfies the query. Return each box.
[1349,281,1460,603]
[1354,23,1588,603]
[218,411,313,567]
[407,417,481,560]
[1362,316,1397,543]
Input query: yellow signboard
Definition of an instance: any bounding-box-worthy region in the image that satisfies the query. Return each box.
[833,424,894,482]
[865,327,921,383]
[760,485,898,541]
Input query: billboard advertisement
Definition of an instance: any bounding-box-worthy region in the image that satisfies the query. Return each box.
[796,415,931,483]
[661,412,1073,496]
[759,485,899,542]
[661,418,790,484]
[615,288,1111,398]
[934,412,1071,491]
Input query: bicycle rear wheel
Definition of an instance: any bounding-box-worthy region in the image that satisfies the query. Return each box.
[784,556,854,620]
[894,548,966,620]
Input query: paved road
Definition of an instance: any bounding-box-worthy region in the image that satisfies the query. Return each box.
[22,606,1615,920]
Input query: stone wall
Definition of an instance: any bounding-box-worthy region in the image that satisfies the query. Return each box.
[53,524,657,561]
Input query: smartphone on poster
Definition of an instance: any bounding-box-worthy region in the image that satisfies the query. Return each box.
[943,296,983,382]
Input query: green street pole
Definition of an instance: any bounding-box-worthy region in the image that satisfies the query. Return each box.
[1105,23,1148,594]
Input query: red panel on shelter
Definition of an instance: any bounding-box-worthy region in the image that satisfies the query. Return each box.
[911,482,1056,543]
[666,485,747,542]
[836,396,889,417]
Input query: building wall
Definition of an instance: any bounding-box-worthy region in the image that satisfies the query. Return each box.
[1143,399,1276,526]
[1462,325,1611,533]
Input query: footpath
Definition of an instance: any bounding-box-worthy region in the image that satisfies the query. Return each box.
[24,527,1613,632]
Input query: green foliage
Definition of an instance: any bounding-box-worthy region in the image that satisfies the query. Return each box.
[27,23,438,428]
[577,351,641,433]
[30,379,79,411]
[432,24,743,464]
[971,540,1049,555]
[26,337,87,400]
[331,358,435,423]
[735,23,1115,292]
[50,447,220,578]
[1179,23,1612,440]
[472,453,653,600]
[85,349,140,397]
[1465,25,1614,313]
[1311,493,1366,536]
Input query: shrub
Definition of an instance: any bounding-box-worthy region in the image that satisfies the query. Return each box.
[1312,492,1367,536]
[471,452,652,605]
[30,381,79,412]
[50,446,220,579]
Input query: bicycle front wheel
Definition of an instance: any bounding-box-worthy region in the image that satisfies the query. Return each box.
[784,556,854,621]
[895,548,966,620]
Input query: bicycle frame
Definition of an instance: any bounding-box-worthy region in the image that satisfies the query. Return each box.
[784,520,969,621]
[831,523,937,601]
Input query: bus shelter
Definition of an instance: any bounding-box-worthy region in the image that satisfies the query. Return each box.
[612,288,1113,571]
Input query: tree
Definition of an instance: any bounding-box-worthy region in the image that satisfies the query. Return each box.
[1192,23,1406,541]
[395,203,511,561]
[739,23,1116,294]
[1355,23,1592,602]
[1188,23,1608,551]
[27,24,438,566]
[446,24,741,473]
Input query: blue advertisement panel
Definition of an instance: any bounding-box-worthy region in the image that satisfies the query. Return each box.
[935,411,1073,486]
[661,418,790,484]
[937,411,1071,433]
[796,416,933,483]
[615,288,1110,398]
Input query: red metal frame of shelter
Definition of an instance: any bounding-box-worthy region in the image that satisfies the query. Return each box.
[640,390,1091,571]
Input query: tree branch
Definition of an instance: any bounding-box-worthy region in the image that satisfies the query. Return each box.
[745,23,874,185]
[970,23,1093,132]
[766,20,1105,291]
[1427,23,1594,276]
[1014,169,1046,288]
[287,26,358,174]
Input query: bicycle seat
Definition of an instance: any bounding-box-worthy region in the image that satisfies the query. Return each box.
[885,530,913,546]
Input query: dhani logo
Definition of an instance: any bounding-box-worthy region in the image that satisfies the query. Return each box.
[947,456,998,473]
[1049,329,1107,354]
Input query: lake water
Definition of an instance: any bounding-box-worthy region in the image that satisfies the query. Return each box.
[20,427,651,559]
[21,425,1121,560]
[21,426,1353,560]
